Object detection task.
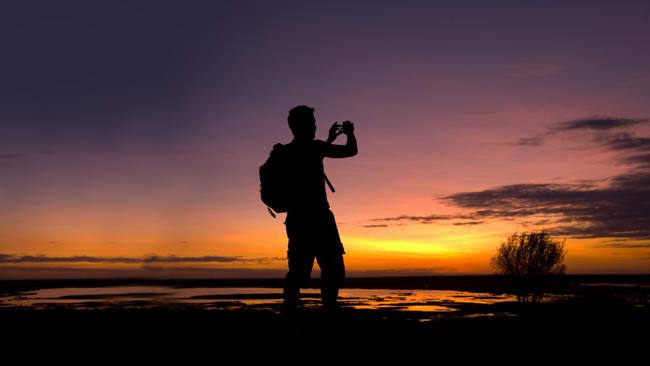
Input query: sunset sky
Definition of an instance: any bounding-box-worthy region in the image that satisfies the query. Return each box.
[1,0,649,278]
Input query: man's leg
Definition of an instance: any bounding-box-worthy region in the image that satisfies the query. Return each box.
[283,250,315,311]
[317,253,345,310]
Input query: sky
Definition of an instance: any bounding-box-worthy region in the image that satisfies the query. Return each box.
[1,0,649,279]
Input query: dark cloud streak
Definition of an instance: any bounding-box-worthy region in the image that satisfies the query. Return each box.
[602,243,650,248]
[553,117,647,132]
[514,117,648,146]
[0,254,283,264]
[513,136,545,146]
[600,133,650,153]
[443,180,650,240]
[366,213,485,227]
[369,214,459,223]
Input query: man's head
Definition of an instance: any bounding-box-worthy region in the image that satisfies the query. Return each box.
[288,105,316,140]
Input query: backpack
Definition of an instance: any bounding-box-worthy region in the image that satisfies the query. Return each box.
[259,142,336,218]
[259,143,291,217]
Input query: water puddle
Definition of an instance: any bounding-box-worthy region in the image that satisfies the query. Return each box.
[0,286,518,313]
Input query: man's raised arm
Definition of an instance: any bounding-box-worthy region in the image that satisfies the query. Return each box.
[324,121,357,158]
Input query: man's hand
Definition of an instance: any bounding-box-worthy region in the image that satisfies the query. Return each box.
[341,120,354,135]
[322,120,358,158]
[327,122,344,144]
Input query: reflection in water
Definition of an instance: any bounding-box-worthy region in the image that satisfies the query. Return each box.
[0,286,518,313]
[583,283,650,288]
[339,288,515,312]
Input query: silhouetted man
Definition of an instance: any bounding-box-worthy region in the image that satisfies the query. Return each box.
[282,105,357,313]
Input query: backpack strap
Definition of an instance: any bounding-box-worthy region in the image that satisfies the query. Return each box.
[324,173,335,193]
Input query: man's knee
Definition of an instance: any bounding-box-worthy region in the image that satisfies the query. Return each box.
[286,268,312,287]
[319,255,345,284]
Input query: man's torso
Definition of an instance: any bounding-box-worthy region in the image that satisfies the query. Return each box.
[284,139,330,212]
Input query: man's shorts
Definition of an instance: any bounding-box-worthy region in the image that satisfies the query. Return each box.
[284,208,345,257]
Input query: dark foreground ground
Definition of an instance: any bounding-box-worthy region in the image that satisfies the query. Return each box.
[1,275,648,362]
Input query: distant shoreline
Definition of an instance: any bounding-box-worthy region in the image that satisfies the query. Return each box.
[2,274,649,296]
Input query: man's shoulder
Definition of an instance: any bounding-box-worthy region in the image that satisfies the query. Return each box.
[283,140,327,158]
[312,139,328,156]
[286,139,327,149]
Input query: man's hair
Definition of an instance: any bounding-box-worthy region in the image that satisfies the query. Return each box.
[288,105,315,133]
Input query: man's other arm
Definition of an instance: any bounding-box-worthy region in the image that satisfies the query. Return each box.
[323,131,357,158]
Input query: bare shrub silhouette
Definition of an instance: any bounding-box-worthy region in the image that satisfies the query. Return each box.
[491,231,567,302]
